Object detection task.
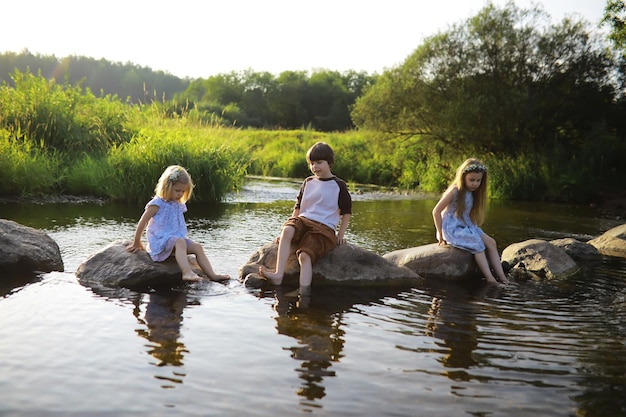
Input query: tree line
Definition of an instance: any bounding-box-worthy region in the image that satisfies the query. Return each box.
[0,51,376,132]
[0,50,188,103]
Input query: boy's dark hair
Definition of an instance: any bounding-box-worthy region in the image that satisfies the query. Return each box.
[306,142,335,167]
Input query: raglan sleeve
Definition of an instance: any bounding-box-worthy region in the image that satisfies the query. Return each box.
[337,179,352,215]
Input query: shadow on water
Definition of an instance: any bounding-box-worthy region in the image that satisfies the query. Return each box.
[0,272,42,298]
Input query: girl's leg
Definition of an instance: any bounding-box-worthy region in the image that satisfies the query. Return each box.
[481,234,510,283]
[474,251,499,284]
[187,241,229,281]
[260,225,296,285]
[174,238,202,281]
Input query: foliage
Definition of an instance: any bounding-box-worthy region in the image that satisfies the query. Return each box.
[0,128,61,195]
[602,0,626,51]
[350,1,625,201]
[176,69,377,131]
[0,69,134,157]
[104,123,249,204]
[352,2,617,155]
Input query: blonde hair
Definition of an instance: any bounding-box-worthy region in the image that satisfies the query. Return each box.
[155,165,194,203]
[452,158,488,226]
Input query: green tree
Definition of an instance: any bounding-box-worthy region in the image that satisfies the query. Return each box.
[351,2,616,154]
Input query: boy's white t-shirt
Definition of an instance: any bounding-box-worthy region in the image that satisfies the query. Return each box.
[295,176,352,230]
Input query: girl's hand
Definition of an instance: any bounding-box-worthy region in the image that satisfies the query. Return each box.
[436,231,447,246]
[126,242,144,253]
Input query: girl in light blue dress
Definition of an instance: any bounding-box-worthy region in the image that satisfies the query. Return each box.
[432,158,509,285]
[127,165,229,282]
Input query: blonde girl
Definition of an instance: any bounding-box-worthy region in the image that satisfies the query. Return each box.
[432,158,509,285]
[126,165,229,282]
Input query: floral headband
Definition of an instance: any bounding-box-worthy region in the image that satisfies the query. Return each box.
[169,169,181,182]
[463,163,487,173]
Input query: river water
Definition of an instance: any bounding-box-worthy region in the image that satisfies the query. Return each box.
[1,178,625,417]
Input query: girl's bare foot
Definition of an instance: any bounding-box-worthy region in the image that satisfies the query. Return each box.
[485,276,500,285]
[209,274,230,282]
[259,266,283,285]
[182,273,203,282]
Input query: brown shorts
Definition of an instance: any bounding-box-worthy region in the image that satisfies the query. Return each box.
[283,216,337,264]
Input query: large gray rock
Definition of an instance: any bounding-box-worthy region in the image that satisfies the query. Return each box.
[239,242,420,287]
[550,238,602,261]
[502,239,578,280]
[588,224,626,258]
[76,240,205,290]
[383,243,479,280]
[0,219,63,273]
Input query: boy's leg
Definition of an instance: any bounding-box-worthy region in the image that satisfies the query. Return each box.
[187,241,230,281]
[473,251,499,284]
[174,238,202,282]
[297,251,313,287]
[260,225,296,285]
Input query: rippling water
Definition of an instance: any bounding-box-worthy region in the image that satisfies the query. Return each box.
[1,178,625,417]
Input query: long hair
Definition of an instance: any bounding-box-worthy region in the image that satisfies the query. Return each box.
[452,158,488,226]
[154,165,194,203]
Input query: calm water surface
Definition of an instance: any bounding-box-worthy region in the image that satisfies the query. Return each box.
[1,179,626,417]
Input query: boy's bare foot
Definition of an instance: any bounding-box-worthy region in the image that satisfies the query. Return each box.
[209,274,230,282]
[259,266,283,285]
[182,273,203,282]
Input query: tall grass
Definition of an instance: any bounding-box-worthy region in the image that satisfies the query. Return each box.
[0,69,134,157]
[0,128,61,195]
[2,70,623,203]
[104,124,248,204]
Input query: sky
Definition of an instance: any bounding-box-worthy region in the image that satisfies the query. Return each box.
[1,0,606,80]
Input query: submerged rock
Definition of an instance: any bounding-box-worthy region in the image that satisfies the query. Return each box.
[239,242,420,287]
[588,224,626,258]
[0,219,63,274]
[76,240,205,290]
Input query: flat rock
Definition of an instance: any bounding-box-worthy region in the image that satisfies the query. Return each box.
[239,242,420,287]
[383,243,479,280]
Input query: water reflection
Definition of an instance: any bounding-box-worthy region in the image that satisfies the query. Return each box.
[131,290,192,389]
[424,282,502,379]
[265,286,412,410]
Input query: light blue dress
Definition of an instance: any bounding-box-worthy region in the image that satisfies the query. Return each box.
[145,197,192,262]
[441,187,486,254]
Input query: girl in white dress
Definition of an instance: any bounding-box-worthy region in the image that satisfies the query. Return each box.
[127,165,229,282]
[432,158,509,285]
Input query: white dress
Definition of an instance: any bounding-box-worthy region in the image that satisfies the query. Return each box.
[145,197,192,261]
[441,188,486,254]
